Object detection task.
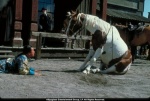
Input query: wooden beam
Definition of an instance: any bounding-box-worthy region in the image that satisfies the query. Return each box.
[101,0,107,21]
[0,55,15,59]
[15,0,23,20]
[35,33,42,59]
[92,0,97,15]
[0,50,12,53]
[32,32,92,40]
[31,0,38,22]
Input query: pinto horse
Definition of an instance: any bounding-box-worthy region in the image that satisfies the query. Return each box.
[115,24,133,47]
[65,11,132,74]
[115,25,137,62]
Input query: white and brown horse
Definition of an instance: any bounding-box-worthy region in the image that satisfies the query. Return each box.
[65,11,132,74]
[115,24,137,62]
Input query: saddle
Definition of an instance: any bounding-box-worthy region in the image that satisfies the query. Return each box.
[135,26,145,34]
[127,24,137,31]
[127,24,150,36]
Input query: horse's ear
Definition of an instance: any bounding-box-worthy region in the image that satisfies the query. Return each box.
[71,10,77,17]
[66,11,71,17]
[71,10,76,14]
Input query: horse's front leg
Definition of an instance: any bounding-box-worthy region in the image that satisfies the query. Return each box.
[78,46,95,71]
[83,47,102,74]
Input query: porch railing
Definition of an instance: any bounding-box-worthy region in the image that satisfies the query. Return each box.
[32,32,91,59]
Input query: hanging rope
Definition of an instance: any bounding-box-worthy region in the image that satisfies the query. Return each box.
[112,27,114,60]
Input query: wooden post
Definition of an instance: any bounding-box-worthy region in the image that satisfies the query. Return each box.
[35,33,42,59]
[30,0,38,47]
[92,0,97,15]
[15,0,23,20]
[31,0,38,22]
[65,38,69,48]
[13,0,23,47]
[101,0,107,21]
[71,39,75,49]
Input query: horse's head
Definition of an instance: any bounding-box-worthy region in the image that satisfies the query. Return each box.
[65,10,84,37]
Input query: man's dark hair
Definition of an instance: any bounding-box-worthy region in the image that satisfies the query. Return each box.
[12,45,32,73]
[23,45,32,54]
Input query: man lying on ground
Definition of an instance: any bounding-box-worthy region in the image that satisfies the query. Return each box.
[0,45,41,76]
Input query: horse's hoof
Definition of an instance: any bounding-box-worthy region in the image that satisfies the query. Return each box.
[83,69,90,74]
[91,68,100,73]
[97,68,100,72]
[91,69,97,73]
[83,70,88,74]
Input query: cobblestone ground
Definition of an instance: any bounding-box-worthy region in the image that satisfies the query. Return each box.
[0,58,150,98]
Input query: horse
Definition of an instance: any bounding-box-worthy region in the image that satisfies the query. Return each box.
[131,25,150,59]
[115,24,150,60]
[114,24,150,61]
[65,10,132,74]
[131,25,150,46]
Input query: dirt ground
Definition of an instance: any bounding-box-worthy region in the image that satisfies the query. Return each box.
[0,58,150,98]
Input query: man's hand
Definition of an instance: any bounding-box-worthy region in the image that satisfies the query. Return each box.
[34,72,42,76]
[35,70,40,73]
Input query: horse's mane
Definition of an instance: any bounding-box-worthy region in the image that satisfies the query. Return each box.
[76,13,84,23]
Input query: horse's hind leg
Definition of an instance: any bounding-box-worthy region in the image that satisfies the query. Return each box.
[100,60,132,74]
[99,61,108,70]
[100,65,116,74]
[101,50,132,74]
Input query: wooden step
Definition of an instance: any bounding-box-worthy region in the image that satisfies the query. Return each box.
[0,50,14,59]
[0,50,13,53]
[0,55,15,59]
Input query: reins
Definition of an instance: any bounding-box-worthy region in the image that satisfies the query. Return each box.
[111,26,114,60]
[72,26,85,38]
[66,13,86,48]
[66,13,114,55]
[72,22,85,48]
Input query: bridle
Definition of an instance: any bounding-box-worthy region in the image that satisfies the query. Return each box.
[65,13,85,38]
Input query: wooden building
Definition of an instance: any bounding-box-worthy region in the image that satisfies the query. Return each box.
[104,0,150,25]
[0,0,149,48]
[0,0,39,47]
[0,0,99,48]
